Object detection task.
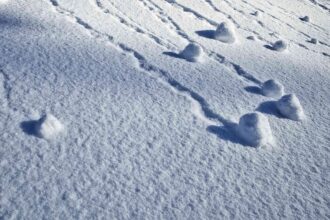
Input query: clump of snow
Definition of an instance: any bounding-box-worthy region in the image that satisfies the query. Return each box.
[310,38,318,44]
[252,11,261,17]
[214,22,236,43]
[247,36,256,41]
[36,114,64,139]
[180,43,204,62]
[300,16,310,22]
[238,112,273,147]
[261,79,284,98]
[276,94,305,121]
[272,40,288,52]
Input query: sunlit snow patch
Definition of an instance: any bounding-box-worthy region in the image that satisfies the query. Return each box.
[238,112,274,147]
[180,43,204,62]
[214,22,236,43]
[276,94,305,121]
[36,114,64,139]
[261,79,284,98]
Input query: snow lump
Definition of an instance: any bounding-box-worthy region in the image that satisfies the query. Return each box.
[276,94,305,121]
[36,114,64,139]
[180,43,204,62]
[214,22,236,43]
[238,112,273,147]
[272,40,288,52]
[261,79,284,98]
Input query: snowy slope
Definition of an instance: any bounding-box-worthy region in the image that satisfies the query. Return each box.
[0,0,329,219]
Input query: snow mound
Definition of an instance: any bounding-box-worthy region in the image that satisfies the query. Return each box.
[276,94,305,121]
[300,16,310,22]
[261,79,284,98]
[180,43,204,62]
[214,22,236,43]
[36,114,64,139]
[238,112,273,147]
[272,40,288,52]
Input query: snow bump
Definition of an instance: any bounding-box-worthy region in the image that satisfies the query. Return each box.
[36,114,64,139]
[272,40,288,52]
[238,112,273,147]
[276,94,305,121]
[180,43,204,62]
[214,22,236,43]
[261,79,284,98]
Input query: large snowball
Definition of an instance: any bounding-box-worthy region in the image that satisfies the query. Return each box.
[272,40,288,52]
[36,114,64,139]
[261,79,284,98]
[214,22,236,43]
[180,43,204,62]
[276,94,305,121]
[238,112,273,147]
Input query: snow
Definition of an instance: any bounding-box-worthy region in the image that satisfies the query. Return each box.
[272,40,289,52]
[180,43,204,62]
[214,22,236,43]
[0,0,329,219]
[261,79,285,98]
[35,114,64,139]
[238,112,274,147]
[276,94,305,121]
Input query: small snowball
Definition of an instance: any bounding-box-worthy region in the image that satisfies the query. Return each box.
[261,79,284,98]
[238,112,273,147]
[36,114,64,139]
[253,11,261,17]
[214,22,236,43]
[180,43,204,62]
[300,16,310,22]
[276,94,305,121]
[272,40,288,52]
[247,36,256,41]
[310,38,318,44]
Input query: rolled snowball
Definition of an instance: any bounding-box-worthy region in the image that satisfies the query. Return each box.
[214,22,236,43]
[36,114,64,139]
[276,94,305,121]
[261,79,284,98]
[180,43,204,62]
[272,40,288,52]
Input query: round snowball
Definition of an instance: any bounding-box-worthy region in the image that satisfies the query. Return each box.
[273,40,288,52]
[261,79,284,98]
[276,94,305,121]
[180,43,204,62]
[36,114,64,139]
[238,112,274,147]
[214,22,236,43]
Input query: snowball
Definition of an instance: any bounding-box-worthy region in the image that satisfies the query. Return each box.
[261,79,284,98]
[276,94,305,121]
[272,40,288,52]
[238,112,273,147]
[180,43,204,62]
[301,16,310,22]
[253,11,261,17]
[310,38,318,44]
[214,22,236,43]
[36,114,64,139]
[247,36,256,41]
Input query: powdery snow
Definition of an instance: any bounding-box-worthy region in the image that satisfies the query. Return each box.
[276,94,305,121]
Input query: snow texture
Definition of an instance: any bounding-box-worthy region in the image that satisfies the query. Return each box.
[276,94,305,121]
[214,22,236,43]
[272,40,288,52]
[180,43,204,62]
[238,112,274,147]
[35,114,64,139]
[261,79,285,98]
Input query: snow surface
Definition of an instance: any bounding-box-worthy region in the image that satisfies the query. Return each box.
[0,0,330,219]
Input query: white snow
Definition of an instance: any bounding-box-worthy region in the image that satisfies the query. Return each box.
[35,114,64,139]
[272,40,288,52]
[238,112,274,147]
[214,22,237,43]
[261,79,285,98]
[180,43,204,62]
[276,94,305,121]
[0,0,329,219]
[0,0,8,4]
